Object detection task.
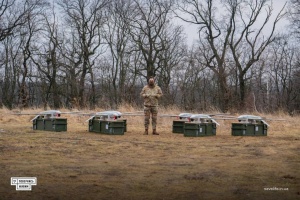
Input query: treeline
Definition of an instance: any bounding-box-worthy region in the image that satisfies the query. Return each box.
[0,0,299,114]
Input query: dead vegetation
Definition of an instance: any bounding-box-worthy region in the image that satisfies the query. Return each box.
[0,107,299,200]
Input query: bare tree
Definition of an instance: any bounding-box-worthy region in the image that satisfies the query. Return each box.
[0,0,27,41]
[176,0,286,111]
[104,0,132,107]
[268,37,298,113]
[288,0,300,38]
[17,0,47,108]
[176,0,232,111]
[57,0,109,108]
[156,24,187,106]
[227,0,286,109]
[178,51,207,110]
[0,0,48,41]
[59,31,82,108]
[0,0,48,109]
[0,36,20,109]
[125,0,175,80]
[291,68,300,114]
[31,6,62,109]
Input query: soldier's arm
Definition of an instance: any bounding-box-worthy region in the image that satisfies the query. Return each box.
[140,87,148,98]
[155,87,163,98]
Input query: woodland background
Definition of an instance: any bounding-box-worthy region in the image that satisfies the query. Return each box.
[0,0,299,114]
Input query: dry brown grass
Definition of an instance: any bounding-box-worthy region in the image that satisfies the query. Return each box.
[0,107,299,200]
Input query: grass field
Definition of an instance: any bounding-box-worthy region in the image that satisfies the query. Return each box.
[0,107,299,200]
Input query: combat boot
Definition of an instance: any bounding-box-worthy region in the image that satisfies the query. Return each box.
[152,129,159,135]
[144,129,148,135]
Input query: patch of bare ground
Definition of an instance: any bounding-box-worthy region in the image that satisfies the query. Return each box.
[0,108,299,200]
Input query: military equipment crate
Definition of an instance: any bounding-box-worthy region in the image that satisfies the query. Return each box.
[232,115,268,136]
[232,123,267,136]
[172,120,186,133]
[172,113,192,134]
[184,122,216,137]
[89,118,126,135]
[33,118,67,132]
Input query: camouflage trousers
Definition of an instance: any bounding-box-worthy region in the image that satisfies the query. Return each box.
[144,106,158,129]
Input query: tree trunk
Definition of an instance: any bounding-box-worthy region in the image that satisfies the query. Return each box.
[79,60,88,108]
[218,75,230,113]
[239,73,246,109]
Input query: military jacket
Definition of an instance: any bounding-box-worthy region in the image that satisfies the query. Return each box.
[140,84,163,107]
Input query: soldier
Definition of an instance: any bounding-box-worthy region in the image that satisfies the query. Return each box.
[140,76,163,135]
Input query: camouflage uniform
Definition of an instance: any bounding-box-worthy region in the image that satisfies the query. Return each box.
[140,84,163,130]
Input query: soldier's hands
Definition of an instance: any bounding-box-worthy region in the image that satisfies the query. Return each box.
[144,94,158,98]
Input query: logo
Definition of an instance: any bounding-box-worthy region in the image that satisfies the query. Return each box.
[11,177,37,191]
